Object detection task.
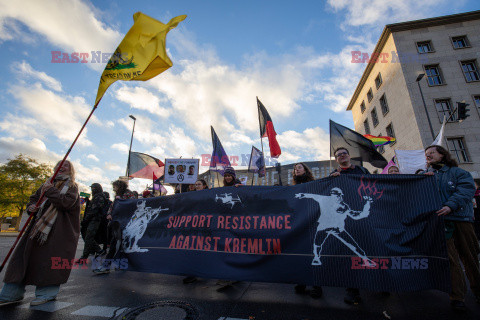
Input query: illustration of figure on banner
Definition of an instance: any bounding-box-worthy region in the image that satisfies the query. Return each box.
[295,187,375,267]
[122,200,168,253]
[215,193,242,209]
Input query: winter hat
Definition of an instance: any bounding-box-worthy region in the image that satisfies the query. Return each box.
[223,166,236,178]
[142,190,151,198]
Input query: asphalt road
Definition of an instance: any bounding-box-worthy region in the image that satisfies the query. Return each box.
[0,236,479,320]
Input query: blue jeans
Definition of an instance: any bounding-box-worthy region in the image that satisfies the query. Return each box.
[0,283,59,301]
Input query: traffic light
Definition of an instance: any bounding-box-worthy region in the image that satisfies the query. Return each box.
[457,102,470,121]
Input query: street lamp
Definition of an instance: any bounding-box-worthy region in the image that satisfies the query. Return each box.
[416,73,435,140]
[126,115,136,177]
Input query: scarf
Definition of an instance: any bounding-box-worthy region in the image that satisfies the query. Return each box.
[29,176,71,245]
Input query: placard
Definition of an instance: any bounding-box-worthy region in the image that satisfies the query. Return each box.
[164,158,199,184]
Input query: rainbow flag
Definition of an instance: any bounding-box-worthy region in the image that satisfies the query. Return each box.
[363,134,396,147]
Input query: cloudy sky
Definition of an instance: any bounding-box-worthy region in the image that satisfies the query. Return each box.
[0,0,478,193]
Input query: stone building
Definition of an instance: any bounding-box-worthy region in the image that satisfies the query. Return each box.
[347,10,480,179]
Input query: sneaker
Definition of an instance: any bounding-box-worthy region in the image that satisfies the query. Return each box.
[344,288,361,305]
[450,300,466,312]
[183,276,197,284]
[310,286,323,299]
[0,298,23,307]
[294,284,307,294]
[30,297,55,306]
[93,267,110,275]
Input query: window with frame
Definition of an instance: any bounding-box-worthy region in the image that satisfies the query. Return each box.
[379,94,389,115]
[446,137,470,163]
[378,133,385,154]
[371,108,379,127]
[461,60,480,82]
[474,95,480,107]
[364,119,370,135]
[375,73,382,89]
[360,101,366,113]
[451,36,469,49]
[386,123,396,145]
[367,88,373,102]
[416,41,433,53]
[424,65,444,86]
[435,99,456,122]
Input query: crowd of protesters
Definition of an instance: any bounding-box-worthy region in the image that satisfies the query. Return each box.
[0,144,479,313]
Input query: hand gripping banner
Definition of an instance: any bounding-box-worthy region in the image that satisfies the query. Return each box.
[111,174,450,292]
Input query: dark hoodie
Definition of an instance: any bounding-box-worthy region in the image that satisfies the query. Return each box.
[84,183,106,222]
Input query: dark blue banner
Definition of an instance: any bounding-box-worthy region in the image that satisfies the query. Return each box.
[112,174,450,292]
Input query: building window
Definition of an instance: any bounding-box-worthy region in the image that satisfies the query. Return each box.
[424,65,444,86]
[416,41,433,53]
[435,99,456,122]
[360,101,366,113]
[375,73,383,89]
[451,36,470,49]
[461,60,480,82]
[379,94,389,115]
[474,95,480,107]
[386,123,396,145]
[446,137,470,163]
[367,88,373,102]
[364,119,370,135]
[371,108,379,127]
[378,133,385,154]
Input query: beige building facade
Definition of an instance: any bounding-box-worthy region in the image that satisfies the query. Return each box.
[347,11,480,179]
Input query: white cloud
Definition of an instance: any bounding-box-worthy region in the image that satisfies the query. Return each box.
[87,154,99,162]
[277,127,330,162]
[115,86,171,118]
[111,143,129,154]
[327,0,449,28]
[12,61,62,92]
[105,162,122,172]
[8,82,98,147]
[0,0,121,70]
[0,137,60,164]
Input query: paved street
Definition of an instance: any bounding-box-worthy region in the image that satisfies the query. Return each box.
[0,236,479,320]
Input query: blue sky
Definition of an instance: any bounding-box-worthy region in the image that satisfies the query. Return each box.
[0,0,478,193]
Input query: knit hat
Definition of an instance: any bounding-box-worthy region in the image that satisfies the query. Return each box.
[223,166,236,178]
[142,190,151,198]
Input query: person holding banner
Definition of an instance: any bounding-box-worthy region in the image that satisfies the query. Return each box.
[330,147,370,305]
[292,163,323,299]
[223,167,242,187]
[0,160,80,307]
[424,145,480,311]
[195,179,209,191]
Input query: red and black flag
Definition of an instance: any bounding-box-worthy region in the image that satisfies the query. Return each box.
[128,152,165,180]
[257,97,281,158]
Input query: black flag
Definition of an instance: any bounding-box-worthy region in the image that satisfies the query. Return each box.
[330,120,388,168]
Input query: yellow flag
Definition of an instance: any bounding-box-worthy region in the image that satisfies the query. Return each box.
[94,12,187,107]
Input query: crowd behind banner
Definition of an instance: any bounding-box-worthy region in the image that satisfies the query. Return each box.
[199,160,361,188]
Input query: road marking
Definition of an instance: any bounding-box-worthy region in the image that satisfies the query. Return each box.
[71,305,128,317]
[218,318,250,320]
[18,301,74,312]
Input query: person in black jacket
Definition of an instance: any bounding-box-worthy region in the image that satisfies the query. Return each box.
[80,183,106,259]
[330,147,370,305]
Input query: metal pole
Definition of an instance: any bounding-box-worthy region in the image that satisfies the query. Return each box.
[126,115,136,177]
[417,80,435,140]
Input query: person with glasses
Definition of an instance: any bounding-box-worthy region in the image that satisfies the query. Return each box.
[330,147,369,305]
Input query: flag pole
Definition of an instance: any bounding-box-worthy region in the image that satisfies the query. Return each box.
[0,104,99,272]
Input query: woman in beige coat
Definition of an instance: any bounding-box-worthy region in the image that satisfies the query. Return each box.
[0,160,80,307]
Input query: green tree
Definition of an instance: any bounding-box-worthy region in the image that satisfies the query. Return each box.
[0,154,52,229]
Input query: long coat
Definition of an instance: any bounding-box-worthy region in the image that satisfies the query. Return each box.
[3,182,80,286]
